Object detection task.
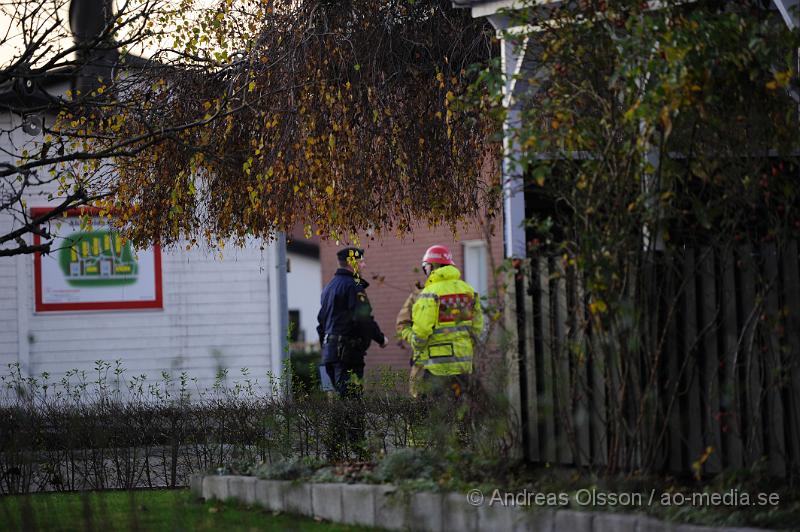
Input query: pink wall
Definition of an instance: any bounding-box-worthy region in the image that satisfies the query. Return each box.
[318,211,504,374]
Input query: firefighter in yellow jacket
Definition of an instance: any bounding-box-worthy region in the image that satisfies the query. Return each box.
[396,283,422,396]
[410,245,483,397]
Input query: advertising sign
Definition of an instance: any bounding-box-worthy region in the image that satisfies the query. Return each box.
[33,208,162,311]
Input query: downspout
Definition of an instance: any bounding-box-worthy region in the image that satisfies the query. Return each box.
[269,232,289,395]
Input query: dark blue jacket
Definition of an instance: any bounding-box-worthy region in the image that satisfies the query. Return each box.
[317,268,385,363]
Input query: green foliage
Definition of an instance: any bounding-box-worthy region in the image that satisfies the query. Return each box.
[464,0,800,475]
[310,467,342,484]
[4,364,799,528]
[105,0,501,250]
[0,358,519,494]
[289,350,322,395]
[493,0,800,259]
[374,448,440,483]
[253,456,325,481]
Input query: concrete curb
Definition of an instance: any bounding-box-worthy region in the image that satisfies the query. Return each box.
[190,474,773,532]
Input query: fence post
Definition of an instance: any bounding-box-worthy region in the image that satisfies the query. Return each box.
[738,243,764,467]
[664,253,683,473]
[536,256,557,463]
[570,265,590,467]
[682,249,704,472]
[698,247,722,474]
[720,247,744,468]
[553,257,573,465]
[763,243,787,477]
[521,260,540,461]
[782,241,800,471]
[504,262,526,462]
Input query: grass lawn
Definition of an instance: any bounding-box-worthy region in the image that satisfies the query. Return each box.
[0,488,378,532]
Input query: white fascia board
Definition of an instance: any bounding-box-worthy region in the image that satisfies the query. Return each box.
[481,0,676,19]
[470,0,564,19]
[470,1,524,18]
[479,0,693,28]
[496,1,691,33]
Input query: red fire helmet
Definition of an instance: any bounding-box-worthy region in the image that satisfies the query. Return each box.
[422,245,454,266]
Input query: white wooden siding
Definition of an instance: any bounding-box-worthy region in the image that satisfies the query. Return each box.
[0,113,282,392]
[0,235,18,372]
[7,241,277,391]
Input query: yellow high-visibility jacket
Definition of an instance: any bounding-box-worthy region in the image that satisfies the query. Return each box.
[411,265,483,376]
[396,287,421,345]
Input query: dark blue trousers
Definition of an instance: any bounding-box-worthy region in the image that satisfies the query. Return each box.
[325,358,365,398]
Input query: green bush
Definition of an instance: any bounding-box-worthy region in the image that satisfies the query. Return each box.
[0,358,518,494]
[253,456,325,480]
[289,350,321,393]
[374,448,440,483]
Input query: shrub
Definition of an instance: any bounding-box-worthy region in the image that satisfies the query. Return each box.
[0,358,518,495]
[289,350,321,394]
[252,456,324,480]
[374,448,440,483]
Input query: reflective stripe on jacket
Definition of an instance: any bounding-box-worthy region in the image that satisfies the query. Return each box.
[410,265,483,376]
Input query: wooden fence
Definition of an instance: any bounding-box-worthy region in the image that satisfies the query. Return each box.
[507,241,800,477]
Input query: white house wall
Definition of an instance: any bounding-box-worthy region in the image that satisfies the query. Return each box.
[0,251,17,372]
[1,238,278,392]
[0,112,282,393]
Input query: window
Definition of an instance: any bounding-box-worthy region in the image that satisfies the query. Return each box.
[462,240,488,299]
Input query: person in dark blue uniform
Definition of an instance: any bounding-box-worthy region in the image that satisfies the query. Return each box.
[317,246,387,398]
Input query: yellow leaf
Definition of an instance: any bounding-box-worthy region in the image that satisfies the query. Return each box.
[589,300,608,314]
[774,70,792,86]
[623,102,639,121]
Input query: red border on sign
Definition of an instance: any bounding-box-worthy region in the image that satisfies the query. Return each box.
[32,207,163,312]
